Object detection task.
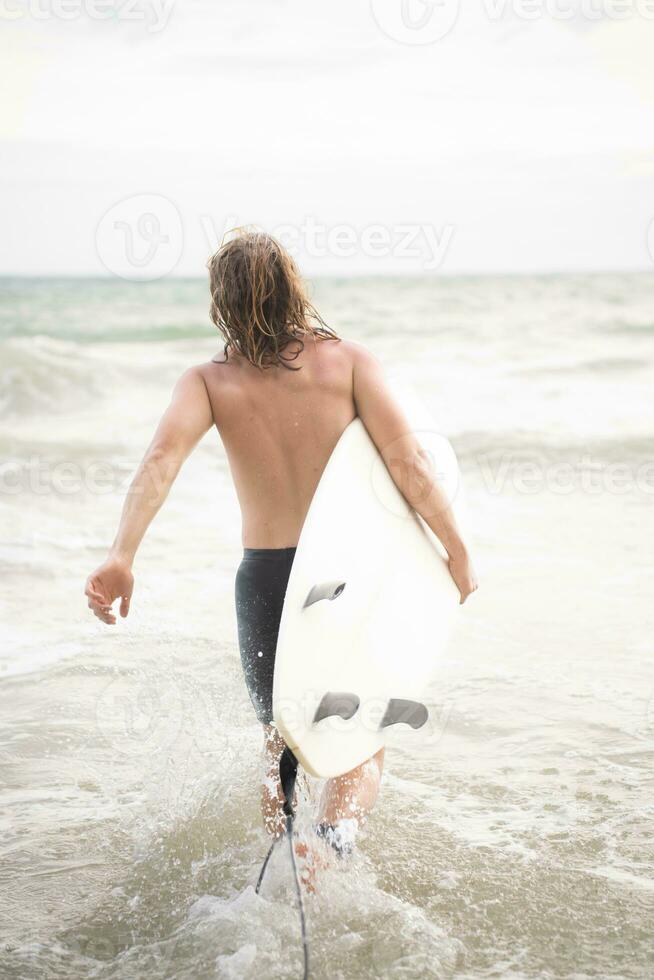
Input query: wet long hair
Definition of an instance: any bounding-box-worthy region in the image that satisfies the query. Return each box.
[207,229,338,369]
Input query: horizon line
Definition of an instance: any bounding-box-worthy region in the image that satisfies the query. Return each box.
[0,266,652,282]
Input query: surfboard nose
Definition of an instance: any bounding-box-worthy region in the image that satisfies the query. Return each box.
[313,691,360,724]
[303,581,346,608]
[379,699,429,730]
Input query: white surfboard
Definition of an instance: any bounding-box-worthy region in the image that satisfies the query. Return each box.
[272,417,462,779]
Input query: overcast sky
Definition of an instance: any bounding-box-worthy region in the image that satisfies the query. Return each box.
[2,0,654,276]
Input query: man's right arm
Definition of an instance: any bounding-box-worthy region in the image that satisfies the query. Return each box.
[84,367,214,624]
[351,342,478,604]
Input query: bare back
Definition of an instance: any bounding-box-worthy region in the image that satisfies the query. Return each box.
[199,337,357,548]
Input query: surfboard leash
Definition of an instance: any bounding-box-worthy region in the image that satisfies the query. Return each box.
[255,745,309,980]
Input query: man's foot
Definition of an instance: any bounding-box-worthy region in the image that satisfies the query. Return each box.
[314,818,357,858]
[293,835,332,892]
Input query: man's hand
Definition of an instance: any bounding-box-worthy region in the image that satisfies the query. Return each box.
[447,549,479,605]
[85,557,134,625]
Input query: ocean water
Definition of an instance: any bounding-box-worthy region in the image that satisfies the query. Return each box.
[0,273,653,979]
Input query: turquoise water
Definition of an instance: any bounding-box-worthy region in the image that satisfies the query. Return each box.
[1,273,653,978]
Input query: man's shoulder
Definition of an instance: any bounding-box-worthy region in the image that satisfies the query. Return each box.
[192,354,230,381]
[333,338,378,369]
[321,337,373,361]
[175,360,232,402]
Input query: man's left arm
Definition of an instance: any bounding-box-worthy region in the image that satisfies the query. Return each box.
[84,367,214,625]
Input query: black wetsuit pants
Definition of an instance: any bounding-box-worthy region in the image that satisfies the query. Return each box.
[234,547,297,724]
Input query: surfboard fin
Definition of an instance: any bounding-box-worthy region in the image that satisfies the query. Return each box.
[303,581,346,608]
[313,691,360,724]
[379,698,429,730]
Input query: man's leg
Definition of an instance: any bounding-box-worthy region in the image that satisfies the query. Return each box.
[261,724,286,837]
[318,748,385,841]
[260,735,384,888]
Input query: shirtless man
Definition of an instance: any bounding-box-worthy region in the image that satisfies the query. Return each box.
[85,231,478,855]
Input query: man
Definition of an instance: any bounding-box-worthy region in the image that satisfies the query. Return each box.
[85,231,478,861]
